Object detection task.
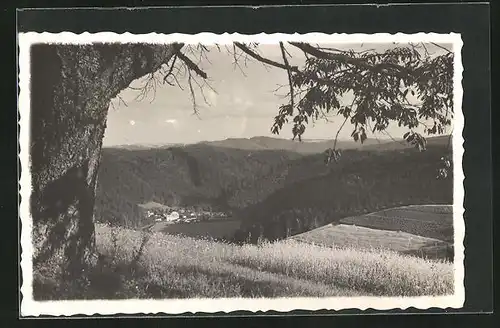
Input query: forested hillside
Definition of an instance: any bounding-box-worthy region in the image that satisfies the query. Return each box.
[235,144,453,243]
[95,136,451,230]
[95,143,303,227]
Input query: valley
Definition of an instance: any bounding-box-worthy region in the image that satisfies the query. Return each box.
[94,135,453,252]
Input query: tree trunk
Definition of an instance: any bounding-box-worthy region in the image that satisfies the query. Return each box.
[30,42,180,297]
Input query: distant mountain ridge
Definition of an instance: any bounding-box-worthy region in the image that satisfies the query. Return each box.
[110,135,450,154]
[200,136,387,154]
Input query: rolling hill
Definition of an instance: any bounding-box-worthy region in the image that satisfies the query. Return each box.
[95,136,452,231]
[235,143,452,243]
[339,205,454,242]
[95,144,303,227]
[201,135,450,153]
[290,205,453,261]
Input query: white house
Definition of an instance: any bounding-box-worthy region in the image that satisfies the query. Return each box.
[166,211,180,222]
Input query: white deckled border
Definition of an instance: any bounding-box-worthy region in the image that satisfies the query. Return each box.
[18,32,464,316]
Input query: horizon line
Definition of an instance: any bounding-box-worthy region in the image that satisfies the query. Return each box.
[102,134,451,148]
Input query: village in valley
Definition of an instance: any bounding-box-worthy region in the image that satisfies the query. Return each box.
[138,201,230,224]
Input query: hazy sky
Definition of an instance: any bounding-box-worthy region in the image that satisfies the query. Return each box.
[103,42,451,146]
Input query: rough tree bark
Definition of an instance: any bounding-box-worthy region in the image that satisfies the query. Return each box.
[30,42,181,294]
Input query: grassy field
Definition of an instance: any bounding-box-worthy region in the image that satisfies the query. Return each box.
[403,204,454,213]
[288,205,454,261]
[291,224,451,261]
[150,219,242,240]
[39,223,452,301]
[339,205,453,242]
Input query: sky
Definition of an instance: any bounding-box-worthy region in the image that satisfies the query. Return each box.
[103,42,452,147]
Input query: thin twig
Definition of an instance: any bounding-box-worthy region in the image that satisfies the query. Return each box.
[333,96,357,150]
[188,72,198,115]
[333,115,350,151]
[234,42,335,86]
[117,95,128,107]
[431,42,452,54]
[231,44,247,76]
[421,42,432,57]
[192,76,212,106]
[279,41,295,110]
[163,54,178,85]
[367,120,382,144]
[382,129,408,146]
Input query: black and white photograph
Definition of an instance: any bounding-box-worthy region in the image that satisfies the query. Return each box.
[18,32,464,315]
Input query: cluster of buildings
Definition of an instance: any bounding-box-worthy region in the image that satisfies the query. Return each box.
[137,201,229,224]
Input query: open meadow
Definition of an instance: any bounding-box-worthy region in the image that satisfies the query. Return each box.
[293,205,454,261]
[339,205,454,242]
[150,219,242,240]
[38,223,455,300]
[291,224,451,261]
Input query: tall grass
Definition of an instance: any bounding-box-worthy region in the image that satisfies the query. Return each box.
[231,241,453,296]
[33,223,452,300]
[68,223,455,300]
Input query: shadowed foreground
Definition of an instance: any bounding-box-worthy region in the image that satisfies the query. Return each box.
[33,223,454,300]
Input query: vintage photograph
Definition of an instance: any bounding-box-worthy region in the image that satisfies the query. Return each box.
[18,32,464,315]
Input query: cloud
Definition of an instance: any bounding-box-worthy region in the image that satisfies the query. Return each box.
[164,119,178,125]
[163,118,181,130]
[129,120,136,126]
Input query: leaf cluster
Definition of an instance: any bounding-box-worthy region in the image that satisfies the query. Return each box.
[270,44,454,151]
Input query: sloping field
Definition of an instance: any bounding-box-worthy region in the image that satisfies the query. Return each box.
[403,204,454,214]
[291,224,451,261]
[339,205,454,242]
[289,205,454,261]
[150,219,242,240]
[71,224,454,300]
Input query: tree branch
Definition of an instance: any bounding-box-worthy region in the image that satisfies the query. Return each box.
[431,42,452,54]
[176,51,208,79]
[234,42,292,71]
[333,95,357,151]
[234,42,338,86]
[334,115,350,151]
[163,54,178,85]
[289,42,415,80]
[187,71,200,117]
[279,42,295,110]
